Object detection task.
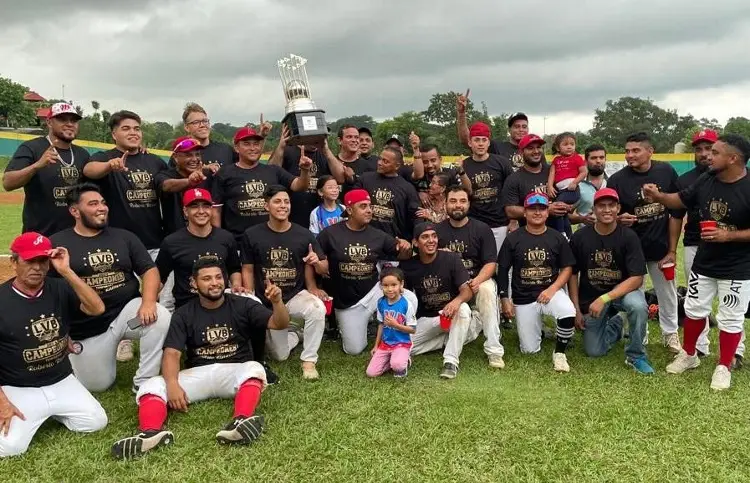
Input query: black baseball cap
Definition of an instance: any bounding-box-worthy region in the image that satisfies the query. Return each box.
[507,112,529,128]
[413,222,437,239]
[386,134,403,147]
[358,127,373,137]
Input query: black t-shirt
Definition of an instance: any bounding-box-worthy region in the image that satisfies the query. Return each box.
[165,295,271,368]
[282,146,332,227]
[49,227,155,339]
[355,172,420,240]
[496,227,576,305]
[240,223,325,306]
[401,251,470,318]
[679,172,750,280]
[401,165,461,192]
[489,140,546,172]
[86,149,167,249]
[341,156,378,197]
[0,278,79,387]
[436,218,497,278]
[201,141,237,166]
[156,168,215,235]
[676,165,709,247]
[607,162,680,261]
[570,225,647,313]
[317,222,399,309]
[212,162,296,240]
[461,154,514,227]
[156,227,241,308]
[501,164,550,225]
[6,137,89,236]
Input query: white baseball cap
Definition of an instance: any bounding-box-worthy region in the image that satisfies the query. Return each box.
[49,102,82,120]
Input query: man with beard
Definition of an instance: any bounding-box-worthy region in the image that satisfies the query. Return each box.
[241,185,327,380]
[436,186,505,368]
[570,144,608,227]
[181,102,239,166]
[266,125,345,227]
[317,189,414,355]
[502,134,571,229]
[358,127,379,167]
[49,183,171,393]
[4,103,88,236]
[338,125,371,181]
[0,233,107,457]
[156,188,242,310]
[461,122,514,254]
[497,193,577,372]
[401,223,478,379]
[643,134,750,390]
[212,127,311,243]
[569,188,654,374]
[403,133,471,205]
[607,132,682,353]
[110,259,289,460]
[354,147,421,242]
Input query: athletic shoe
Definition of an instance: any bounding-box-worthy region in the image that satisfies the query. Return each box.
[262,362,279,385]
[696,349,708,358]
[663,333,681,353]
[731,354,744,371]
[111,430,174,460]
[710,365,731,391]
[626,356,654,375]
[488,354,505,369]
[216,415,264,445]
[541,326,555,340]
[116,340,134,362]
[666,350,700,374]
[301,362,319,380]
[439,362,458,379]
[501,316,514,330]
[552,352,570,373]
[393,368,408,378]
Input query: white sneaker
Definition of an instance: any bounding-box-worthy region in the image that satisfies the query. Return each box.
[666,350,700,374]
[663,333,681,353]
[710,365,731,391]
[553,352,570,373]
[488,354,505,369]
[116,340,134,362]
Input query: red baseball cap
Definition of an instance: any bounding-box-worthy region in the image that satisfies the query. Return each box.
[593,187,620,204]
[172,136,204,153]
[10,232,53,260]
[183,188,213,206]
[518,134,546,151]
[343,189,371,207]
[524,192,549,208]
[469,122,491,138]
[691,129,718,146]
[233,127,264,144]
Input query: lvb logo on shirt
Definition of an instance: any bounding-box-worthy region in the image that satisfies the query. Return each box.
[205,325,231,345]
[24,313,67,368]
[126,171,157,205]
[83,249,126,292]
[421,275,441,293]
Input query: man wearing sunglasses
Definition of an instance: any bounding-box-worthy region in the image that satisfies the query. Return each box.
[182,103,237,166]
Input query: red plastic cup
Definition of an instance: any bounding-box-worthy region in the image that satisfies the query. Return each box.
[661,262,675,281]
[439,311,451,330]
[323,298,333,315]
[700,220,717,232]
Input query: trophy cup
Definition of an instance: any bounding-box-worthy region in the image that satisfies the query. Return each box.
[277,54,328,145]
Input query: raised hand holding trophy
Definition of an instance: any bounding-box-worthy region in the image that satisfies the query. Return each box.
[277,54,328,145]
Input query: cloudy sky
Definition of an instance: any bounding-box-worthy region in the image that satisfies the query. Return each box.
[3,0,750,135]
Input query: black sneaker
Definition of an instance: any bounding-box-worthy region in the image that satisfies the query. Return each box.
[709,314,719,328]
[111,429,174,460]
[216,415,264,445]
[732,354,744,371]
[501,316,514,330]
[439,362,458,379]
[262,362,279,385]
[697,350,707,358]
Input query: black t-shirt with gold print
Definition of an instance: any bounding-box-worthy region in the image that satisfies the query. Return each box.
[436,218,497,278]
[86,148,167,249]
[401,251,470,318]
[317,222,399,309]
[6,136,89,236]
[282,146,332,227]
[0,278,79,387]
[166,295,271,368]
[50,227,155,339]
[461,154,514,228]
[570,224,647,313]
[355,172,421,240]
[496,227,576,305]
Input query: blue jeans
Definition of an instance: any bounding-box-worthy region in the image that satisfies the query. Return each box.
[583,290,648,362]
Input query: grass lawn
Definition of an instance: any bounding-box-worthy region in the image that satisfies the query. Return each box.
[2,245,750,482]
[0,204,22,253]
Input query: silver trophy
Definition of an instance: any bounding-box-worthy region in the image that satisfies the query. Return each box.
[277,54,328,145]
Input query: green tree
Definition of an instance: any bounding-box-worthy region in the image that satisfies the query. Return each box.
[0,76,37,127]
[723,117,750,140]
[423,91,473,126]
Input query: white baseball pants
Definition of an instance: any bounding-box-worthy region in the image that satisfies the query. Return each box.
[149,248,175,313]
[684,272,750,336]
[411,303,481,366]
[513,290,577,354]
[645,261,678,335]
[266,290,326,363]
[472,279,504,357]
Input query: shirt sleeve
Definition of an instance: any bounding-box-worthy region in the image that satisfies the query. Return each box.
[495,238,512,297]
[244,297,273,332]
[155,241,174,283]
[376,298,385,323]
[405,185,421,240]
[309,207,321,234]
[274,165,296,189]
[6,143,36,171]
[381,231,400,259]
[405,297,418,327]
[317,228,332,255]
[451,253,471,290]
[127,232,156,276]
[240,232,257,265]
[478,223,498,264]
[308,232,327,261]
[677,172,706,212]
[225,236,242,276]
[624,228,647,277]
[56,279,82,325]
[501,174,521,207]
[666,165,683,218]
[557,233,577,268]
[569,232,582,274]
[163,312,188,352]
[211,168,226,205]
[154,170,172,192]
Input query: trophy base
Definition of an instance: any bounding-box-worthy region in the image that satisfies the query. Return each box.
[282,109,328,146]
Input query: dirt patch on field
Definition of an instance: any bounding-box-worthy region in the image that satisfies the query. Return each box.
[0,192,24,205]
[0,257,14,283]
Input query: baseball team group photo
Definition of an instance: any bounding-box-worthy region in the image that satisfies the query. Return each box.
[3,2,750,481]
